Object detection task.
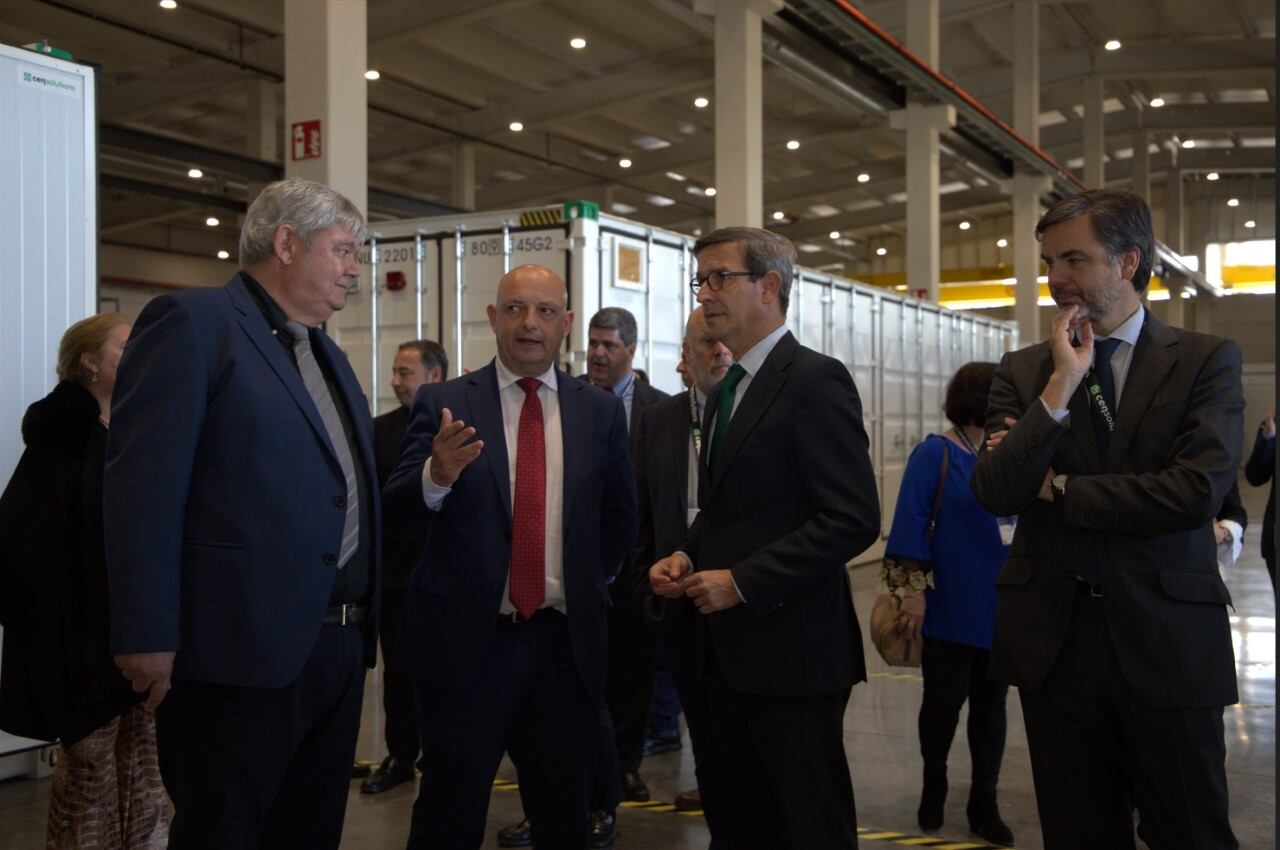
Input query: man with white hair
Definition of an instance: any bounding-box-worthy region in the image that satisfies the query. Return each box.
[106,178,380,849]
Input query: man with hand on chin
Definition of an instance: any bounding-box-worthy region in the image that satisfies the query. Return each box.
[972,189,1243,849]
[650,227,879,850]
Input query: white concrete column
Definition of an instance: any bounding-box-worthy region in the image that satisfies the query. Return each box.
[451,140,475,211]
[1010,0,1044,344]
[246,79,280,162]
[284,0,367,218]
[1131,130,1150,201]
[698,0,780,228]
[891,104,955,303]
[1083,74,1106,188]
[1166,169,1184,253]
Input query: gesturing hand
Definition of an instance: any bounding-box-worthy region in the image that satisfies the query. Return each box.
[650,554,691,599]
[429,407,484,487]
[114,651,176,711]
[1041,307,1092,410]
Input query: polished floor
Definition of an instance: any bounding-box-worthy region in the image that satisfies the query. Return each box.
[0,483,1274,849]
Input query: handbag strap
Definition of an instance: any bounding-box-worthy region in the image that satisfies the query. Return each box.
[924,436,950,541]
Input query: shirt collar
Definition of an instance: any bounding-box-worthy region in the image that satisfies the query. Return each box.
[241,272,298,342]
[736,322,789,378]
[493,356,559,393]
[610,371,636,398]
[1098,305,1144,348]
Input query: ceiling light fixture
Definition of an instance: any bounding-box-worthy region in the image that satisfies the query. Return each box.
[217,250,230,260]
[876,247,887,256]
[205,216,219,227]
[1149,96,1165,108]
[619,158,632,168]
[364,69,380,81]
[785,139,800,151]
[704,187,716,196]
[1181,139,1196,149]
[996,238,1008,248]
[693,96,709,109]
[958,220,971,231]
[1245,219,1257,228]
[569,36,587,49]
[187,168,203,179]
[772,211,785,221]
[856,172,870,183]
[1227,198,1240,207]
[1104,39,1122,51]
[665,171,686,181]
[159,0,177,8]
[1206,172,1220,181]
[509,121,524,132]
[829,231,841,240]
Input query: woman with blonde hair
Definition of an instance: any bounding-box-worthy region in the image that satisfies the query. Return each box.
[0,312,168,849]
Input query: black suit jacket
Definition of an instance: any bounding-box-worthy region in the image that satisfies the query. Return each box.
[972,311,1243,709]
[1245,429,1275,562]
[681,332,879,696]
[386,362,637,698]
[374,405,425,589]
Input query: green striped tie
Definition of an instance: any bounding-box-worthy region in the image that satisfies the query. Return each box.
[708,363,747,474]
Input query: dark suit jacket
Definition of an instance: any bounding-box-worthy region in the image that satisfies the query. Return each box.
[972,311,1243,709]
[681,332,879,696]
[374,405,426,589]
[104,273,381,688]
[386,362,637,698]
[1245,429,1275,562]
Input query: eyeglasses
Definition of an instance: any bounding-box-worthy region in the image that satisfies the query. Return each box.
[689,270,756,294]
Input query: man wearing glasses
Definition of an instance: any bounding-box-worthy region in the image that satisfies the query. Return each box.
[649,227,879,850]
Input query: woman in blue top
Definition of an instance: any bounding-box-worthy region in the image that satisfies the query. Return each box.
[885,362,1013,847]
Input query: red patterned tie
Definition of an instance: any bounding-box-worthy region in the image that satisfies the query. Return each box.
[509,377,546,618]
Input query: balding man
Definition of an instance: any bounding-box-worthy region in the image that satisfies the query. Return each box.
[387,264,638,850]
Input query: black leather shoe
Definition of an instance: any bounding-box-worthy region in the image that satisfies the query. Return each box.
[360,755,415,794]
[496,818,532,848]
[589,810,616,849]
[351,762,372,779]
[967,802,1014,847]
[917,774,946,833]
[620,769,649,802]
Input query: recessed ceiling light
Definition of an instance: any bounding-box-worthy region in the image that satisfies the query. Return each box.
[569,36,587,49]
[1181,139,1196,149]
[856,172,870,183]
[829,231,841,240]
[876,247,887,256]
[364,69,380,81]
[205,216,219,227]
[771,210,785,221]
[958,220,971,231]
[693,96,709,109]
[1227,198,1240,207]
[666,171,686,182]
[1149,97,1165,108]
[1245,219,1257,228]
[217,250,230,260]
[509,121,524,132]
[704,187,716,196]
[159,0,177,8]
[996,238,1008,248]
[1104,39,1122,51]
[187,168,203,179]
[1206,172,1220,181]
[619,158,632,168]
[785,139,800,151]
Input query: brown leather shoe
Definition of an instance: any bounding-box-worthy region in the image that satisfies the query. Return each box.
[673,787,702,811]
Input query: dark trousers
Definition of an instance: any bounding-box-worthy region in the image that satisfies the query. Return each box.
[156,623,367,850]
[408,611,597,850]
[604,598,656,771]
[663,619,727,847]
[380,585,419,763]
[704,641,858,850]
[647,645,682,739]
[1019,586,1238,850]
[588,702,623,813]
[918,637,1008,803]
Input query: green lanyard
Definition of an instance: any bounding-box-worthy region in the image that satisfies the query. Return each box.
[1084,371,1115,433]
[687,385,703,456]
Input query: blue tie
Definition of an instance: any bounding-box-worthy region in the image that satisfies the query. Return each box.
[1091,338,1123,457]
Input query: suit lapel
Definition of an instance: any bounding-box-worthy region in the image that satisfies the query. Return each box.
[558,368,586,534]
[468,363,513,523]
[708,332,795,493]
[1107,310,1177,465]
[228,276,336,462]
[672,394,691,518]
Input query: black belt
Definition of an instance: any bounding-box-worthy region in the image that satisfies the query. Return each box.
[498,608,562,625]
[322,603,370,625]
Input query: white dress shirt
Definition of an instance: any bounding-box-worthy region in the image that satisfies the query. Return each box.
[707,321,789,455]
[423,358,567,613]
[610,370,637,429]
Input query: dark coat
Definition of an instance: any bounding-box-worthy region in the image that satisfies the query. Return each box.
[374,405,426,589]
[0,381,141,745]
[1245,428,1275,563]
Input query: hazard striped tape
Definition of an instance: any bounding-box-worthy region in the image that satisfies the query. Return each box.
[519,208,562,226]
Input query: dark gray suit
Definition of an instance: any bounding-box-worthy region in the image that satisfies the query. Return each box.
[972,311,1243,849]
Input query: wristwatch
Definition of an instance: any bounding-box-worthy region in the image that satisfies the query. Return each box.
[1051,473,1068,504]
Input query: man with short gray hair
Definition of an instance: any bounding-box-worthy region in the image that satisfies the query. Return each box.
[106,177,379,849]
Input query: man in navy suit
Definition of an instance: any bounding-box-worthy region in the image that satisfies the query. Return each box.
[387,264,637,850]
[105,178,380,849]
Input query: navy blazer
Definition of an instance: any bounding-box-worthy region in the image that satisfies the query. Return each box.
[104,274,381,688]
[386,361,637,698]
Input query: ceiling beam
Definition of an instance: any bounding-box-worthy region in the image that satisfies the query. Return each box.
[1038,102,1275,149]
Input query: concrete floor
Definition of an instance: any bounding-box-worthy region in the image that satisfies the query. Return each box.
[0,483,1274,849]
